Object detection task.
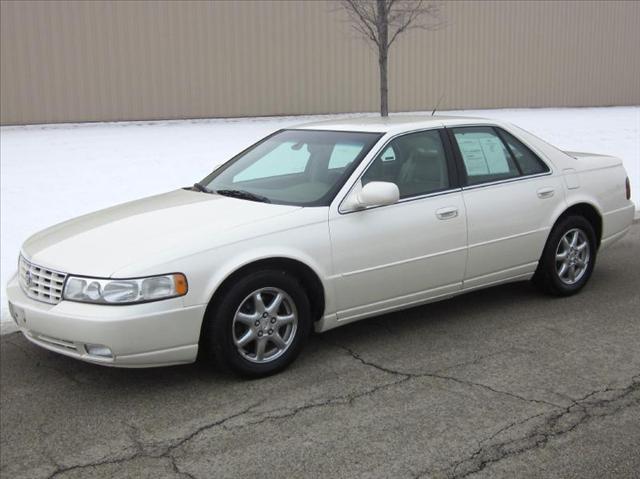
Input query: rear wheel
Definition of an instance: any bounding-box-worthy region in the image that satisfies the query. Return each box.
[533,215,597,296]
[202,270,311,377]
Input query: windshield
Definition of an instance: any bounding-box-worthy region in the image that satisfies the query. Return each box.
[199,129,382,206]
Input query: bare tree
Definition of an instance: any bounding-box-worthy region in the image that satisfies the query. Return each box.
[340,0,443,116]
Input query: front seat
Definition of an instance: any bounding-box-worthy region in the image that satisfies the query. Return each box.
[397,145,448,197]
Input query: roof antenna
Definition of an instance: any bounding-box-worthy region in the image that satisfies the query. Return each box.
[431,93,445,116]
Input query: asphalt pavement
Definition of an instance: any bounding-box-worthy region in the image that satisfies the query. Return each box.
[1,223,639,479]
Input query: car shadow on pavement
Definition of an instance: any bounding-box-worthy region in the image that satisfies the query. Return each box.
[1,279,539,389]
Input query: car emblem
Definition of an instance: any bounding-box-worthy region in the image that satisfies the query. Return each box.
[25,270,32,287]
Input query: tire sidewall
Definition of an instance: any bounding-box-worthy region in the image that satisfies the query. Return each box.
[206,270,311,377]
[542,216,597,295]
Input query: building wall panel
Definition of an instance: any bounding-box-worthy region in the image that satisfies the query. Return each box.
[1,0,638,125]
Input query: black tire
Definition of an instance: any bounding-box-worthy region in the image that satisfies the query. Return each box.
[202,269,311,377]
[532,215,597,296]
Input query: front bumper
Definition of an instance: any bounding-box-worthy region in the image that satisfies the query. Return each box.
[6,274,206,367]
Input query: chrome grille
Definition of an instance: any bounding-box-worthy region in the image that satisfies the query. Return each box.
[19,256,67,304]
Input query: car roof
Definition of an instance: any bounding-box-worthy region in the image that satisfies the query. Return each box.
[293,115,499,134]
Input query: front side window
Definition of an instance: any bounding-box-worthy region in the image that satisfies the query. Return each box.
[452,127,520,185]
[362,129,450,199]
[200,129,382,206]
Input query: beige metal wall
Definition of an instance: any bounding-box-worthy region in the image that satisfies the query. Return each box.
[1,0,639,125]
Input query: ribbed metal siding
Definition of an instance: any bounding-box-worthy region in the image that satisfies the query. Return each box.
[1,0,639,125]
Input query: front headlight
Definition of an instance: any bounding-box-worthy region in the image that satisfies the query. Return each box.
[63,274,188,304]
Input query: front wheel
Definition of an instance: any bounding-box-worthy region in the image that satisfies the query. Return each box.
[533,215,597,296]
[202,270,311,377]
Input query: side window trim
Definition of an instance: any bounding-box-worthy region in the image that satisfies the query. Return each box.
[445,125,552,189]
[493,126,550,175]
[493,127,524,176]
[338,127,462,214]
[446,127,472,187]
[439,128,463,189]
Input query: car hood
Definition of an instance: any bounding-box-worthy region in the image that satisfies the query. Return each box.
[22,189,301,277]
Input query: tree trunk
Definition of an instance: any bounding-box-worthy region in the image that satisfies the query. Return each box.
[379,53,388,117]
[376,0,389,117]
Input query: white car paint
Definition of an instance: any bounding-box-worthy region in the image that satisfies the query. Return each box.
[6,116,635,367]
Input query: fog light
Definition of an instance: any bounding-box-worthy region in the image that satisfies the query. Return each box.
[85,344,113,358]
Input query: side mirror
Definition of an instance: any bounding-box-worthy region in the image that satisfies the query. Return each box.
[356,181,400,209]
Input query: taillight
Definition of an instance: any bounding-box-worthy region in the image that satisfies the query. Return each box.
[626,176,631,200]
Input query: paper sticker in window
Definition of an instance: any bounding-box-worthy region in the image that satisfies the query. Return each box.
[479,137,510,174]
[381,146,396,162]
[457,138,489,175]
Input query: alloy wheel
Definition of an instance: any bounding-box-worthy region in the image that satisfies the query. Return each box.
[232,287,298,363]
[555,228,590,285]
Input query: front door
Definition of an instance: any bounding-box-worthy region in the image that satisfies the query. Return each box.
[329,128,468,323]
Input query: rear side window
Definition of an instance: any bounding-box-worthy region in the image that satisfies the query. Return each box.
[452,127,520,185]
[497,129,550,175]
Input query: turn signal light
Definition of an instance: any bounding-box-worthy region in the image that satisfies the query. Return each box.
[174,274,188,296]
[626,176,631,200]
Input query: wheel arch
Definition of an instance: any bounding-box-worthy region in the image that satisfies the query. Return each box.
[202,256,326,327]
[551,202,603,248]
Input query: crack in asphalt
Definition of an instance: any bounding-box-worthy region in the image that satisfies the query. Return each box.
[412,377,640,479]
[123,422,198,478]
[221,375,410,432]
[46,404,258,479]
[328,341,640,479]
[167,455,198,479]
[19,334,640,479]
[43,374,409,478]
[432,348,535,375]
[328,340,565,409]
[477,411,548,449]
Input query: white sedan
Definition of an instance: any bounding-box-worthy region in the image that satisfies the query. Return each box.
[6,116,635,376]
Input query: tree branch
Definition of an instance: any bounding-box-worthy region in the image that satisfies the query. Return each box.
[340,0,380,47]
[341,1,444,49]
[387,1,444,47]
[338,0,446,117]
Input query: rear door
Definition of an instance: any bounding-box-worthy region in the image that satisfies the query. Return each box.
[448,125,564,289]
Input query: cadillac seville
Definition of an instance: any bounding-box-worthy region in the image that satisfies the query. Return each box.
[6,116,634,376]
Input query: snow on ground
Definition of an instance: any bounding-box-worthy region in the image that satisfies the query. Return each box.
[1,106,639,327]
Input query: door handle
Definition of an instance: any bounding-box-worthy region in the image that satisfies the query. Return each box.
[537,187,555,199]
[436,206,458,220]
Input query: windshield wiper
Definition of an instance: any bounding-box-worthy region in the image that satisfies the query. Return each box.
[215,189,271,203]
[192,182,213,193]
